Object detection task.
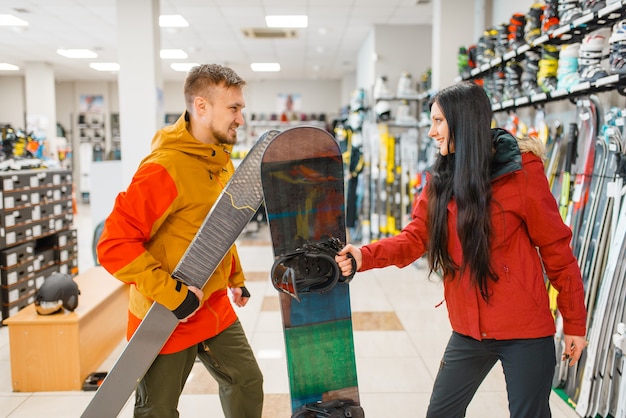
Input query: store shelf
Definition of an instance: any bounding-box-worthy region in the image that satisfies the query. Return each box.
[458,0,626,82]
[491,73,626,112]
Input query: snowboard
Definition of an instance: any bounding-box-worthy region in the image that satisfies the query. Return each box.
[81,129,280,418]
[260,126,363,415]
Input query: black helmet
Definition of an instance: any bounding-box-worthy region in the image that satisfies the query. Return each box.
[35,272,80,315]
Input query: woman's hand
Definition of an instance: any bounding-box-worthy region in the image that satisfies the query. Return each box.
[562,334,587,366]
[335,244,362,277]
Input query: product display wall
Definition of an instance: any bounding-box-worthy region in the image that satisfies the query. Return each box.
[335,3,626,416]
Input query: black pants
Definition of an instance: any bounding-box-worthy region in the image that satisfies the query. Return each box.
[426,332,556,418]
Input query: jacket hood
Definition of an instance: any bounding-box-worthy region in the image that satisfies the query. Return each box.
[491,128,522,180]
[150,112,233,173]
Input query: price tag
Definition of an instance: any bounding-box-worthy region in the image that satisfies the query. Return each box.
[606,181,618,198]
[595,74,619,87]
[572,13,594,27]
[552,25,571,37]
[515,97,529,105]
[570,82,590,92]
[532,93,548,102]
[531,34,549,46]
[572,182,582,203]
[598,0,623,17]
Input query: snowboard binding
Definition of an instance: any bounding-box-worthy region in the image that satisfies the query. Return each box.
[291,398,365,418]
[271,237,356,301]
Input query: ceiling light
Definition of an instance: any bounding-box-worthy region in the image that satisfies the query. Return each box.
[89,63,120,72]
[57,49,98,59]
[265,15,308,28]
[159,15,189,28]
[250,62,281,72]
[0,63,20,71]
[160,49,188,59]
[0,14,29,26]
[170,62,199,72]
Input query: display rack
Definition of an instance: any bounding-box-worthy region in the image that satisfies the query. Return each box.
[0,169,77,322]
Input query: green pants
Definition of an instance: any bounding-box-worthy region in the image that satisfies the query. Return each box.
[134,319,264,418]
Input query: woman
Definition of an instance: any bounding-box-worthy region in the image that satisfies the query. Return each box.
[335,81,586,417]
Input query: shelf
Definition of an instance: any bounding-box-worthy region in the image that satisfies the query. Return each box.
[491,73,626,112]
[387,122,420,128]
[375,91,432,102]
[459,0,626,81]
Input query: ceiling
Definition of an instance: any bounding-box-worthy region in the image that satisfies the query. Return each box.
[0,0,433,83]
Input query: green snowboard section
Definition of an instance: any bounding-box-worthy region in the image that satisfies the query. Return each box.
[284,319,358,399]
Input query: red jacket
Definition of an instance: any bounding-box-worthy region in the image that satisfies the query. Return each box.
[361,131,587,340]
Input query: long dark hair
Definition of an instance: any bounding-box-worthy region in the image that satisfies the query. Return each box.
[426,82,498,301]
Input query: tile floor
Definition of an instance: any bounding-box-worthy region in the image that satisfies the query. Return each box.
[0,203,580,417]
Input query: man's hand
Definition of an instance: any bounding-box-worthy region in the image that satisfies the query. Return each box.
[231,286,251,307]
[180,286,203,323]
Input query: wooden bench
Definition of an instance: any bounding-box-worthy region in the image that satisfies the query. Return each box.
[3,266,128,391]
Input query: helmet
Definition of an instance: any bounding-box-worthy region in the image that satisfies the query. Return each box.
[35,272,80,315]
[374,100,391,121]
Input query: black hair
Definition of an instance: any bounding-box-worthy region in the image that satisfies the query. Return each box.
[426,81,498,301]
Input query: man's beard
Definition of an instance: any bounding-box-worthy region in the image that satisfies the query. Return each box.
[214,124,239,145]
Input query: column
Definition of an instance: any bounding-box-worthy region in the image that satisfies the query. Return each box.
[431,0,478,89]
[24,62,58,159]
[116,0,162,186]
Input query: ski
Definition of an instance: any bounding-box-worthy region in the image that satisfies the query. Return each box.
[575,142,626,416]
[81,129,279,418]
[614,323,626,418]
[569,97,599,257]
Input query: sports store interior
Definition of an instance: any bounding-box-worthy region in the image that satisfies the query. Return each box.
[1,0,626,416]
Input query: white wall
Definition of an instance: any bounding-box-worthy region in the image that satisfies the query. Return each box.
[341,72,357,108]
[354,25,431,109]
[374,25,432,95]
[356,29,376,93]
[55,82,75,135]
[491,0,531,26]
[162,79,343,123]
[0,77,25,128]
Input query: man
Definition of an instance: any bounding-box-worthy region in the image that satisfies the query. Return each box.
[97,64,263,417]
